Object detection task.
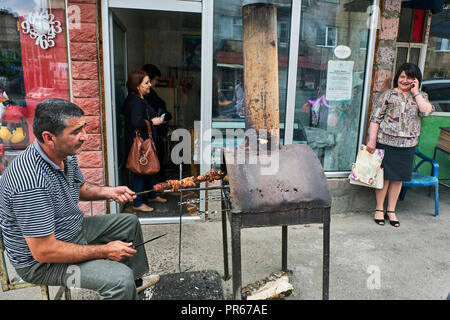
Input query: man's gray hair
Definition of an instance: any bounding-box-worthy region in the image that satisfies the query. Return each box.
[33,98,84,143]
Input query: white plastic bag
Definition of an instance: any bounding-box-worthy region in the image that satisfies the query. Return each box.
[349,145,384,189]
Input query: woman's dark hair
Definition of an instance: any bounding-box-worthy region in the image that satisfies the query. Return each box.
[126,69,148,94]
[33,98,84,143]
[393,62,423,88]
[142,64,161,81]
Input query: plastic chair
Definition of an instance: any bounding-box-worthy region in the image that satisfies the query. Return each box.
[0,229,71,300]
[399,149,439,217]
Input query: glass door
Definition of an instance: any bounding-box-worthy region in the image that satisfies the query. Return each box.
[112,14,127,195]
[102,0,211,220]
[291,0,374,172]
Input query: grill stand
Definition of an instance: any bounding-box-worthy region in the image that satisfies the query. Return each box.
[221,204,330,300]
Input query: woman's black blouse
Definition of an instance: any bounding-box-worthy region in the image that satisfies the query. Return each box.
[123,92,157,154]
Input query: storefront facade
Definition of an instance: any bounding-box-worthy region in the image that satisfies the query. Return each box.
[0,0,448,218]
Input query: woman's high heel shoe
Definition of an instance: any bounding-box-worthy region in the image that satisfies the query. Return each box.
[385,210,400,228]
[374,209,385,225]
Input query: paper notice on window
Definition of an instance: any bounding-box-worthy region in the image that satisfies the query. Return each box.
[326,60,354,101]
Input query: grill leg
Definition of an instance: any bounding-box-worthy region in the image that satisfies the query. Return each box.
[323,213,330,300]
[222,210,230,280]
[231,214,242,300]
[282,225,288,272]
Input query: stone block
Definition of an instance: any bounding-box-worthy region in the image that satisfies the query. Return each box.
[81,167,104,185]
[67,3,97,23]
[377,46,395,66]
[69,23,97,42]
[68,0,97,5]
[373,69,393,92]
[73,98,100,115]
[72,80,99,98]
[71,61,98,80]
[78,150,103,168]
[70,42,98,61]
[91,201,106,215]
[383,0,402,13]
[85,116,101,134]
[80,201,106,216]
[80,133,102,151]
[79,201,92,216]
[379,17,399,40]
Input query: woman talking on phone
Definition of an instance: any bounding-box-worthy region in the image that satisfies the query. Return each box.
[123,70,166,212]
[366,62,434,227]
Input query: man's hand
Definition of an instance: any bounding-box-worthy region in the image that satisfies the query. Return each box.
[26,234,137,264]
[107,186,136,204]
[79,183,136,203]
[104,241,137,262]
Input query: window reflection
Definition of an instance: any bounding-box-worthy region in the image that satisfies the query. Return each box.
[0,1,69,174]
[423,7,450,113]
[212,0,291,135]
[293,0,371,171]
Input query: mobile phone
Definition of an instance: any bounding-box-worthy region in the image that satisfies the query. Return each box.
[160,113,166,120]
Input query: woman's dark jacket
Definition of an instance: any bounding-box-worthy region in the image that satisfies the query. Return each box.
[123,92,157,155]
[144,89,172,139]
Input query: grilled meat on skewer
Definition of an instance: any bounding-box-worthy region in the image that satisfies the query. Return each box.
[153,169,225,192]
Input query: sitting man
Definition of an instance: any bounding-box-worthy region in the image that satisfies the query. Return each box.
[0,98,158,299]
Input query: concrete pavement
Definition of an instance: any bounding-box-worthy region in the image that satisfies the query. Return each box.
[1,186,449,300]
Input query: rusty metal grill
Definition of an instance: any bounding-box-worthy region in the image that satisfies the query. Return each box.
[219,143,331,300]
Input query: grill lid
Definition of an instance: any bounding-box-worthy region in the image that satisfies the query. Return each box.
[224,144,331,214]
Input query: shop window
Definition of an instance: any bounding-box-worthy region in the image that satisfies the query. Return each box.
[293,0,371,171]
[394,45,424,73]
[435,37,450,52]
[423,7,450,113]
[212,0,292,161]
[278,21,289,48]
[398,7,426,43]
[219,16,242,41]
[0,1,70,176]
[360,29,369,50]
[316,26,338,48]
[394,5,428,85]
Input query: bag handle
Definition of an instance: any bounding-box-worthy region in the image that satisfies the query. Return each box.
[144,119,152,137]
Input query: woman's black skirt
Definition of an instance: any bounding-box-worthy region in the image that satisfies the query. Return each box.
[376,142,416,181]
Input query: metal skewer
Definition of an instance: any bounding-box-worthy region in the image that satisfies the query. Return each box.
[132,233,167,249]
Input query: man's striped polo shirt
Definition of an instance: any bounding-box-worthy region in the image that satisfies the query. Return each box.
[0,140,86,269]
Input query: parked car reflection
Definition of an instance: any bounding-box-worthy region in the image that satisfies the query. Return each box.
[422,80,450,112]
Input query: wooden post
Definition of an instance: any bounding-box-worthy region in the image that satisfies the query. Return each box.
[242,1,280,148]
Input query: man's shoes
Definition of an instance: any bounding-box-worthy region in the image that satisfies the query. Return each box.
[137,274,160,293]
[147,196,167,203]
[132,204,154,212]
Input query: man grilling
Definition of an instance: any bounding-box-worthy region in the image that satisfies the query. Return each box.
[0,98,159,299]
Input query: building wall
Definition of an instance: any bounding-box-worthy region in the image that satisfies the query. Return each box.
[68,0,105,216]
[66,0,445,216]
[372,0,402,106]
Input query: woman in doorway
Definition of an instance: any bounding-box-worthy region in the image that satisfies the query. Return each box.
[123,69,166,212]
[142,64,172,184]
[366,62,434,227]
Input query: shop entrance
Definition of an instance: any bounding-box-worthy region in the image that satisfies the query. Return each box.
[107,6,203,220]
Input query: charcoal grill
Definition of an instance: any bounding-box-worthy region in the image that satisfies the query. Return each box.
[219,142,331,300]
